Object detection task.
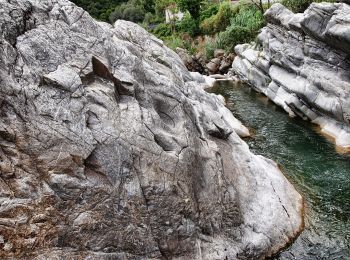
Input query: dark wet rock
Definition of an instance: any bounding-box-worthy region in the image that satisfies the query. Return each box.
[176,48,235,75]
[176,47,205,74]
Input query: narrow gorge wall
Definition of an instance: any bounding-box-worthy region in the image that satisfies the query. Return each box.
[0,0,303,259]
[232,3,350,150]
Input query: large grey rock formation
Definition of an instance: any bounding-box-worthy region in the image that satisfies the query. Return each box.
[0,0,303,258]
[232,3,350,150]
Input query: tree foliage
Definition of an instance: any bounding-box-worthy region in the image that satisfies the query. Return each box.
[200,2,238,35]
[72,0,269,57]
[109,1,147,23]
[71,0,127,21]
[281,0,333,12]
[175,0,201,19]
[216,4,265,51]
[154,0,176,15]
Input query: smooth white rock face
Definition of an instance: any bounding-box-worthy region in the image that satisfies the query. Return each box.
[218,105,251,138]
[0,0,303,258]
[190,71,206,84]
[232,3,350,150]
[203,75,217,88]
[190,72,251,138]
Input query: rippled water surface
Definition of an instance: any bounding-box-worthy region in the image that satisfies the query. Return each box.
[211,81,350,259]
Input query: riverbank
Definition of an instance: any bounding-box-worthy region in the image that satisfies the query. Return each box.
[211,80,350,259]
[231,3,350,152]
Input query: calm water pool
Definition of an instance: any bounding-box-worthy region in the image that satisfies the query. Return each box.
[211,81,350,259]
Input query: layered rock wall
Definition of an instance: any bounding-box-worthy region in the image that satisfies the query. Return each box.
[232,3,350,149]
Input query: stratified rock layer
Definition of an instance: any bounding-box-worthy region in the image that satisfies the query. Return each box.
[232,3,350,150]
[0,0,302,258]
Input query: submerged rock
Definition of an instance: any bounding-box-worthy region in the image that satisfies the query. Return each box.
[232,3,350,150]
[0,0,302,259]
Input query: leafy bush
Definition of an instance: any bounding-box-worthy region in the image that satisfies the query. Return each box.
[199,3,219,22]
[122,6,145,22]
[109,7,123,22]
[72,0,127,21]
[281,0,312,12]
[153,23,173,37]
[204,40,216,60]
[154,0,176,16]
[200,2,238,35]
[162,36,184,50]
[215,4,265,51]
[144,12,161,24]
[106,0,161,24]
[176,0,201,19]
[183,40,198,55]
[216,27,251,50]
[281,0,334,13]
[109,1,147,23]
[160,35,197,54]
[176,13,199,37]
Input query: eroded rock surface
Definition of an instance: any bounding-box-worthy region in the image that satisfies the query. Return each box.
[232,3,350,150]
[0,0,302,258]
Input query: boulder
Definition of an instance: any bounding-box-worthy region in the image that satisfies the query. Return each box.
[206,58,222,74]
[176,47,205,73]
[176,47,193,65]
[219,58,233,73]
[214,49,225,58]
[0,0,303,258]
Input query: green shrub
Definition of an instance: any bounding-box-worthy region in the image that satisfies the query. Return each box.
[204,40,216,60]
[281,0,334,13]
[122,6,145,23]
[109,0,159,24]
[144,12,155,24]
[216,4,265,51]
[153,23,173,37]
[162,36,184,50]
[160,35,197,54]
[199,3,219,22]
[176,13,199,37]
[155,0,176,16]
[183,40,198,55]
[200,2,238,35]
[72,0,127,22]
[109,2,144,23]
[216,26,251,50]
[176,0,201,20]
[281,0,311,12]
[109,5,124,23]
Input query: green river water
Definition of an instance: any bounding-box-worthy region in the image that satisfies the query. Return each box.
[211,81,350,259]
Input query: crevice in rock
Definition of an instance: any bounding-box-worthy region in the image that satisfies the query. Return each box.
[270,181,290,219]
[83,148,113,186]
[7,3,37,48]
[91,56,133,98]
[208,123,233,140]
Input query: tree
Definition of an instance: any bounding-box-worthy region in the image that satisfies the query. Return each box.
[71,0,128,21]
[140,0,155,13]
[154,0,176,16]
[123,6,145,23]
[175,0,201,20]
[109,0,147,23]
